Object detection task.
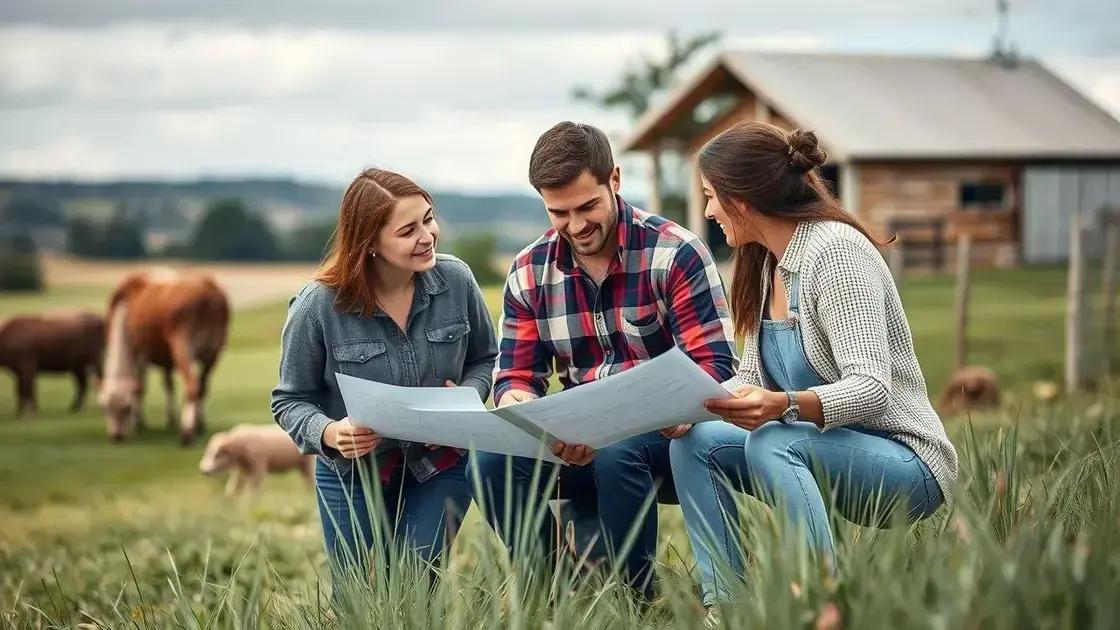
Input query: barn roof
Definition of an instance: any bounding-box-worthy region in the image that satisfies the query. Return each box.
[622,50,1120,161]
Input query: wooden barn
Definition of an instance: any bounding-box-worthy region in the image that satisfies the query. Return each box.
[621,51,1120,267]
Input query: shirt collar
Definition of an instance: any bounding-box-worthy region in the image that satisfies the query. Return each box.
[417,263,449,295]
[776,220,813,274]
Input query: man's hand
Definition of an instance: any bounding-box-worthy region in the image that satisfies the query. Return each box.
[323,418,381,459]
[660,424,692,439]
[550,440,596,466]
[497,389,538,408]
[704,385,786,431]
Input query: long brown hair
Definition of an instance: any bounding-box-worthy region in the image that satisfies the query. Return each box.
[315,168,433,317]
[698,121,889,338]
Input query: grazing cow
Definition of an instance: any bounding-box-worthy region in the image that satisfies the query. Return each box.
[0,311,105,417]
[199,424,315,497]
[99,269,230,444]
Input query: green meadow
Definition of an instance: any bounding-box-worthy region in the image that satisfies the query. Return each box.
[0,266,1117,628]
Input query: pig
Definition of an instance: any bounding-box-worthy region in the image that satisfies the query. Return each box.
[198,423,315,496]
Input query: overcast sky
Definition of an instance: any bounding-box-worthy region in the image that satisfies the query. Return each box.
[1,0,1118,194]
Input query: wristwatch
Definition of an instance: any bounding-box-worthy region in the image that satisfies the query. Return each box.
[779,392,799,425]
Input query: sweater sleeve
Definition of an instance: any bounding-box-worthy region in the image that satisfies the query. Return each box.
[805,242,893,430]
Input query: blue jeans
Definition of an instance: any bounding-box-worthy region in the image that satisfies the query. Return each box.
[314,454,471,590]
[671,421,943,605]
[469,431,673,599]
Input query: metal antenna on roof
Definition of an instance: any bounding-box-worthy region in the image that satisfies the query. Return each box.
[990,0,1020,68]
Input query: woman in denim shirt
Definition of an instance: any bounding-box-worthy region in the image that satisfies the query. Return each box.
[271,168,497,590]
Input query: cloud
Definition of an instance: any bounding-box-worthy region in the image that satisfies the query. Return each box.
[0,135,122,178]
[0,1,998,31]
[0,4,1118,192]
[1046,56,1120,120]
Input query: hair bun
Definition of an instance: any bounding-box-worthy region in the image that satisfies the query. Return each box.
[786,129,827,172]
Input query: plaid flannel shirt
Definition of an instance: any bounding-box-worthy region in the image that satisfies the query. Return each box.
[494,197,738,402]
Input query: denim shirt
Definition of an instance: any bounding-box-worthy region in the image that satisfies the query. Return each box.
[270,254,498,478]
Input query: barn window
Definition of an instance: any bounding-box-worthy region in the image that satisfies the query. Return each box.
[960,182,1007,209]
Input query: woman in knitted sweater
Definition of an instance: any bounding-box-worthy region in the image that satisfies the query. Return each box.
[669,121,958,609]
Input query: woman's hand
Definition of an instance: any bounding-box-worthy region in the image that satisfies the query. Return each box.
[550,440,596,466]
[660,424,692,439]
[323,418,381,459]
[498,389,538,408]
[704,385,787,431]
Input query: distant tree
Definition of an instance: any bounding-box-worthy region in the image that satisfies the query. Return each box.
[571,30,722,120]
[0,196,65,229]
[285,222,337,262]
[572,30,721,225]
[448,232,503,286]
[66,217,99,257]
[188,198,280,261]
[100,210,147,259]
[0,232,43,292]
[65,212,147,259]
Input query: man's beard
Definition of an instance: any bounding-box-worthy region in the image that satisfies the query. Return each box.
[568,193,618,256]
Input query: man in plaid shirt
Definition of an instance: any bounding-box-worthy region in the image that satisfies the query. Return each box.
[470,122,737,599]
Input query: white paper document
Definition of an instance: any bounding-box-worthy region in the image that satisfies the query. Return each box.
[336,375,560,462]
[499,346,732,448]
[335,346,733,460]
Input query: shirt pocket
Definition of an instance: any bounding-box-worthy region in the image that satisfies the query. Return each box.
[620,305,666,360]
[426,318,471,381]
[331,339,393,381]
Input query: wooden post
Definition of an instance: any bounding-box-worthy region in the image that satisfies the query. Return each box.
[887,244,905,284]
[1066,210,1086,393]
[1102,209,1119,377]
[954,235,972,370]
[647,145,663,216]
[932,220,946,272]
[687,153,706,237]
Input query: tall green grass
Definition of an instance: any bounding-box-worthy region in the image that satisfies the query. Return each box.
[3,390,1118,629]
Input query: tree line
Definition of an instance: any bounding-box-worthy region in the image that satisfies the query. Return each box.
[0,196,502,291]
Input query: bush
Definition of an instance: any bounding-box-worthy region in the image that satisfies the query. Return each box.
[65,211,147,260]
[187,198,281,261]
[448,232,503,285]
[0,233,44,292]
[284,222,337,262]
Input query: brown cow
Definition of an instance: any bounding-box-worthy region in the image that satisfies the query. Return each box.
[0,311,105,417]
[99,269,230,444]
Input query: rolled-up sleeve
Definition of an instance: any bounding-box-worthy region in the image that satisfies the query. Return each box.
[270,293,340,459]
[492,266,551,402]
[805,243,892,430]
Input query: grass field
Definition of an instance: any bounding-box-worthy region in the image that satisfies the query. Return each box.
[0,265,1118,628]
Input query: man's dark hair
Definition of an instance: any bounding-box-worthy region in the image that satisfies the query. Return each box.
[528,122,615,191]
